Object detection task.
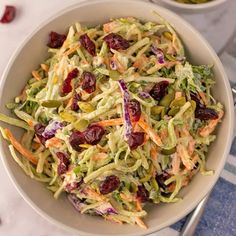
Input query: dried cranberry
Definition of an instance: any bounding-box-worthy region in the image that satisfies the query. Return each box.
[128,99,141,122]
[190,92,204,108]
[47,31,66,48]
[149,81,169,101]
[103,33,129,51]
[190,92,200,105]
[71,93,81,111]
[34,123,47,145]
[69,131,86,152]
[195,107,219,120]
[62,78,72,94]
[155,172,171,189]
[68,68,79,79]
[84,125,105,145]
[128,132,145,150]
[56,152,70,175]
[61,68,79,94]
[80,34,96,56]
[0,5,16,23]
[137,185,149,203]
[81,71,96,94]
[99,175,120,195]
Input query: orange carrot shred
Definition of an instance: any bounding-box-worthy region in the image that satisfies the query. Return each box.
[135,217,147,229]
[64,45,80,56]
[32,142,41,150]
[150,145,158,161]
[136,200,143,211]
[31,70,42,81]
[45,137,63,148]
[5,128,38,165]
[95,118,123,127]
[26,119,34,127]
[66,97,74,108]
[138,115,163,147]
[40,64,49,72]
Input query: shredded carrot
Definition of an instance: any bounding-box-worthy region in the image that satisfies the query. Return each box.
[64,45,80,56]
[26,119,34,128]
[188,139,196,156]
[97,144,108,152]
[5,128,38,165]
[168,183,176,192]
[181,126,190,137]
[199,92,207,105]
[138,115,163,147]
[199,110,224,137]
[34,136,41,144]
[81,59,89,66]
[66,97,73,108]
[32,142,41,150]
[103,22,118,33]
[143,133,150,144]
[133,122,141,132]
[95,118,123,127]
[133,55,148,69]
[135,217,147,229]
[40,63,49,72]
[150,145,158,161]
[84,187,105,201]
[160,128,168,140]
[192,154,199,165]
[31,70,42,81]
[136,200,143,211]
[171,153,180,175]
[176,144,195,170]
[45,137,63,148]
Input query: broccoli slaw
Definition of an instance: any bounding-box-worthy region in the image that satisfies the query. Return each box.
[0,15,224,228]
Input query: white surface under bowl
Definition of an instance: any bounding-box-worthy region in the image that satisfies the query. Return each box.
[153,0,227,14]
[0,0,234,235]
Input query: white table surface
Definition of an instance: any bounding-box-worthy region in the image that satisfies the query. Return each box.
[0,0,236,235]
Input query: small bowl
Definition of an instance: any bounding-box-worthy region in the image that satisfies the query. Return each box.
[0,0,234,235]
[153,0,227,14]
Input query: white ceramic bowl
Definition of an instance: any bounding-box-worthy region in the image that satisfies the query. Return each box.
[153,0,227,14]
[0,0,234,235]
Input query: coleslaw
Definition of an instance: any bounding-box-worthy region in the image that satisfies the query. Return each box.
[0,15,224,228]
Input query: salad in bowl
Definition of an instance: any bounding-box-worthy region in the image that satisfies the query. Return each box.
[0,15,223,228]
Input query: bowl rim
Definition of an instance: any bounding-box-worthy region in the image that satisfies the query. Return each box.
[156,0,227,10]
[0,0,234,235]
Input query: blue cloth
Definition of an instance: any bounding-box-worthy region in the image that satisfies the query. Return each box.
[171,138,236,236]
